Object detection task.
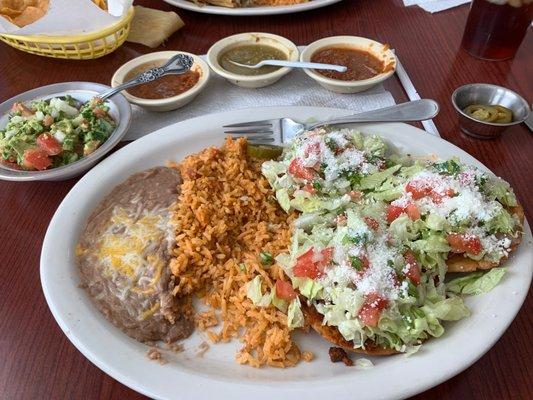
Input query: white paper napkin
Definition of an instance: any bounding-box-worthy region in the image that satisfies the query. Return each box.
[0,0,132,35]
[124,70,396,141]
[403,0,470,13]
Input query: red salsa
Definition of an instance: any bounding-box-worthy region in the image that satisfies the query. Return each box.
[311,46,387,81]
[125,61,200,99]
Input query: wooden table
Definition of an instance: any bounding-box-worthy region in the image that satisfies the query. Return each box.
[1,0,531,398]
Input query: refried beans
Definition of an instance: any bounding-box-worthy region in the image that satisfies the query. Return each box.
[76,166,193,343]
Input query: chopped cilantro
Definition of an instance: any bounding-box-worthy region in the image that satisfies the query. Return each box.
[259,252,273,266]
[343,170,363,186]
[349,256,363,271]
[342,233,368,245]
[312,181,323,191]
[324,137,338,152]
[433,159,460,176]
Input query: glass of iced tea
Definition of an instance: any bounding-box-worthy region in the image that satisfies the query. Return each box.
[461,0,533,60]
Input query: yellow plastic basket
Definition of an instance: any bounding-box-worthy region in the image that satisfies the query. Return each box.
[0,6,134,60]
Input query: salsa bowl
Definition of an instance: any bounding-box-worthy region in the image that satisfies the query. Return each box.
[301,36,397,94]
[0,82,132,182]
[111,51,210,112]
[207,32,299,89]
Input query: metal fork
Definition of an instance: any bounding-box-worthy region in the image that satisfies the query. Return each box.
[223,99,439,145]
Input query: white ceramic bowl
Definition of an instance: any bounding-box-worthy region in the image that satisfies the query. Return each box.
[0,82,131,182]
[111,51,210,112]
[301,36,397,94]
[206,32,299,89]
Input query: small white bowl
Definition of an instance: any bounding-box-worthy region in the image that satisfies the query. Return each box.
[301,36,397,94]
[111,51,210,112]
[206,32,299,89]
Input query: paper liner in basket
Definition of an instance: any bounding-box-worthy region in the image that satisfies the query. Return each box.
[0,0,132,36]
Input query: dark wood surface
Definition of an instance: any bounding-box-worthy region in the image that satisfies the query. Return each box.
[0,0,531,399]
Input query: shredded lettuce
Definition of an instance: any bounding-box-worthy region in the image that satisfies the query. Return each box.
[446,268,507,295]
[389,214,417,243]
[359,165,401,190]
[271,291,288,313]
[246,276,272,307]
[290,193,351,213]
[422,296,470,321]
[287,298,305,329]
[354,358,374,369]
[486,209,516,234]
[275,188,291,212]
[362,134,387,158]
[293,277,323,300]
[484,177,517,207]
[426,213,446,231]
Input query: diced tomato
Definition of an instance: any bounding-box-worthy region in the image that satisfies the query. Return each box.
[447,234,483,255]
[358,292,389,327]
[288,158,315,180]
[293,248,320,279]
[302,184,316,194]
[405,203,421,221]
[360,254,370,269]
[406,180,432,200]
[387,203,420,223]
[93,107,107,118]
[430,191,443,204]
[43,115,54,127]
[431,188,455,204]
[403,250,421,285]
[406,179,456,205]
[317,247,334,269]
[304,142,320,157]
[11,102,34,117]
[444,188,456,197]
[364,217,379,230]
[293,247,333,279]
[348,190,363,201]
[334,214,347,226]
[275,280,297,300]
[37,133,62,156]
[23,148,51,171]
[386,204,405,223]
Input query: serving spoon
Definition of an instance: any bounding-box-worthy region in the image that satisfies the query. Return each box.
[227,59,347,73]
[98,53,194,101]
[51,54,195,108]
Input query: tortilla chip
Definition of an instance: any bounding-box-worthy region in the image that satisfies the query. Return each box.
[446,203,525,273]
[0,0,48,27]
[11,5,44,26]
[301,301,398,356]
[92,0,108,11]
[0,6,22,17]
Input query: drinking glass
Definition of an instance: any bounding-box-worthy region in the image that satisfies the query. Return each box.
[461,0,533,60]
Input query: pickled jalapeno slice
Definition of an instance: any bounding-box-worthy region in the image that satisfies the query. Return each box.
[463,104,513,124]
[493,105,513,123]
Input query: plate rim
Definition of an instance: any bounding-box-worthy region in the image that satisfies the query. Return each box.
[162,0,343,16]
[40,105,532,400]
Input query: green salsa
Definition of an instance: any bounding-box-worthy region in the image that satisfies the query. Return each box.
[219,44,288,76]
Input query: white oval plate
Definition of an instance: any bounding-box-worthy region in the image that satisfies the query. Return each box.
[41,106,532,400]
[163,0,342,15]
